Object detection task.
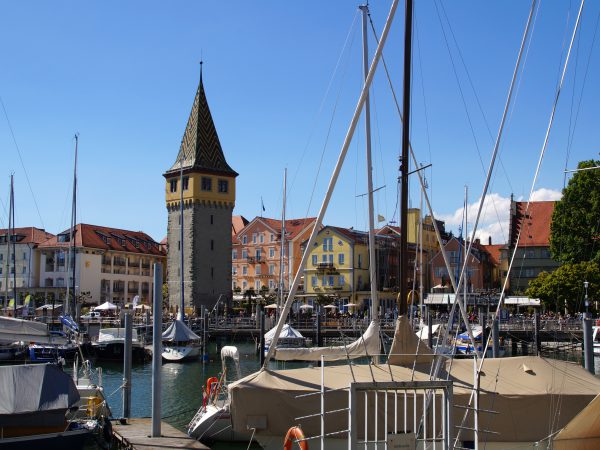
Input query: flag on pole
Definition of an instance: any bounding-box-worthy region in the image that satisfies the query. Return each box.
[377,214,386,223]
[8,298,14,308]
[261,197,266,212]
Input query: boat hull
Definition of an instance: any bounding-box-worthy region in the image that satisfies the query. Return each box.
[92,343,145,361]
[0,428,90,450]
[162,345,201,362]
[188,404,250,443]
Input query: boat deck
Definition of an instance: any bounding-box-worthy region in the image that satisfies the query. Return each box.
[112,418,209,450]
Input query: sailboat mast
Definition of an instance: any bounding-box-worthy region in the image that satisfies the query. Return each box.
[360,4,380,325]
[419,186,423,321]
[399,0,413,316]
[179,157,185,320]
[279,169,287,307]
[9,175,16,316]
[69,134,78,317]
[464,185,468,312]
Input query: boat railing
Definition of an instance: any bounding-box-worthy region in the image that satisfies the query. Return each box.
[293,354,454,449]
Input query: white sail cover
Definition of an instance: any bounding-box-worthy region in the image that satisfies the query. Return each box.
[221,345,242,379]
[98,327,139,343]
[273,320,380,361]
[264,324,304,343]
[162,319,201,342]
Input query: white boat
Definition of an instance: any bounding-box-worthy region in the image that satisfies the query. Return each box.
[593,325,600,356]
[455,325,483,354]
[188,346,251,443]
[263,323,306,357]
[91,327,145,361]
[161,319,202,361]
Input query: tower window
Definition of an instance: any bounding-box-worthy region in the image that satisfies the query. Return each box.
[170,179,177,193]
[182,176,189,191]
[211,240,214,251]
[211,267,214,279]
[178,241,181,250]
[210,215,214,225]
[218,179,228,193]
[201,177,212,191]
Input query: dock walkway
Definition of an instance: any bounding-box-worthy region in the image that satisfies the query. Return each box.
[112,418,209,450]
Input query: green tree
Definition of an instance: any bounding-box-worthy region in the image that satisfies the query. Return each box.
[526,261,600,312]
[550,159,600,264]
[162,283,169,310]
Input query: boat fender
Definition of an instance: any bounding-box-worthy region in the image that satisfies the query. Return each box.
[283,426,308,450]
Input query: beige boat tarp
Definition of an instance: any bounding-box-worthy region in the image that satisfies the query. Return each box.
[387,315,434,366]
[229,363,435,439]
[445,356,600,442]
[229,355,600,444]
[273,320,380,361]
[553,393,600,450]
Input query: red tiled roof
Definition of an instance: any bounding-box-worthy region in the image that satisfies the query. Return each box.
[38,224,165,256]
[482,244,503,266]
[253,217,317,241]
[513,201,555,247]
[232,215,249,237]
[0,227,54,245]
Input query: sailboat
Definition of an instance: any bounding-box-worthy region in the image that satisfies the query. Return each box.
[161,156,202,362]
[226,2,600,449]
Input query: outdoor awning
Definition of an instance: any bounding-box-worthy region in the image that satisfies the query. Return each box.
[425,293,456,305]
[504,297,541,306]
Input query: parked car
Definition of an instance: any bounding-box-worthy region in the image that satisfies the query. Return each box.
[81,311,101,320]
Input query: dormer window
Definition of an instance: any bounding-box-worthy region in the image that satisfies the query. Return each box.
[182,176,189,191]
[57,233,70,243]
[170,179,178,193]
[218,179,228,193]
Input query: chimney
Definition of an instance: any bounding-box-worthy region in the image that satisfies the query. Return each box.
[488,236,492,245]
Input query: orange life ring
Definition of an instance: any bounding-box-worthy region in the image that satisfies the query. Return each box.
[596,319,600,327]
[283,426,308,450]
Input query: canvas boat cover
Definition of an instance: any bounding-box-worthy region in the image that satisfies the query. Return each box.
[457,325,483,340]
[553,393,600,450]
[273,320,380,361]
[229,355,600,443]
[162,319,201,342]
[0,316,50,344]
[415,323,441,340]
[264,323,303,343]
[0,364,79,426]
[98,327,139,343]
[387,315,434,366]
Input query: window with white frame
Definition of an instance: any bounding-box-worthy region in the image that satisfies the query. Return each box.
[255,280,261,290]
[232,250,237,259]
[339,275,345,286]
[338,253,345,265]
[252,233,257,244]
[270,233,275,242]
[269,264,275,275]
[323,237,333,251]
[269,280,275,290]
[242,265,248,275]
[269,247,275,258]
[242,235,247,244]
[312,276,318,287]
[259,233,264,243]
[255,265,261,275]
[312,255,317,265]
[242,249,248,259]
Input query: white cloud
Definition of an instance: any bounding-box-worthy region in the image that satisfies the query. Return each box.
[435,188,562,246]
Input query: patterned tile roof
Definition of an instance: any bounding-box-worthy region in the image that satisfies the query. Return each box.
[38,224,165,256]
[0,227,54,245]
[260,217,317,241]
[166,75,238,177]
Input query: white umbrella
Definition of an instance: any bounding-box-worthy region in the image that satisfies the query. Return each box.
[299,304,314,310]
[345,303,358,307]
[323,304,338,309]
[134,304,151,310]
[264,303,279,309]
[94,301,118,311]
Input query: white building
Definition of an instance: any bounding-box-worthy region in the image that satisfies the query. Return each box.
[0,227,54,306]
[37,224,166,306]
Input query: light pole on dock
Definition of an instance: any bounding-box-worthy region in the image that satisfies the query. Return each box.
[584,281,589,316]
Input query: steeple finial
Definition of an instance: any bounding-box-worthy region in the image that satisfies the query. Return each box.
[199,52,204,82]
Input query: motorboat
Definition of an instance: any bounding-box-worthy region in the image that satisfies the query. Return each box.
[0,341,27,361]
[0,364,96,449]
[68,358,112,422]
[188,346,251,443]
[455,325,483,354]
[91,327,145,361]
[161,319,202,362]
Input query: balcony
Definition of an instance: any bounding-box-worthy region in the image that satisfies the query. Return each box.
[246,256,262,264]
[316,262,336,272]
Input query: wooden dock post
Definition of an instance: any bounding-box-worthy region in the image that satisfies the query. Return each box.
[151,263,162,437]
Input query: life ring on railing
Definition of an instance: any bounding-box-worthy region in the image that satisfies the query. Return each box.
[283,426,308,450]
[596,319,600,327]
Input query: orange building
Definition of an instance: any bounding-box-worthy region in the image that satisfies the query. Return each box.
[232,217,316,295]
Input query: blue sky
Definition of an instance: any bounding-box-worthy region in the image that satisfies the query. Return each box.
[1,1,598,245]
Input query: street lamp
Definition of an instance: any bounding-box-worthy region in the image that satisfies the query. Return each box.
[584,281,589,316]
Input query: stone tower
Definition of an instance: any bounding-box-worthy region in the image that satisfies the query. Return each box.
[163,71,238,314]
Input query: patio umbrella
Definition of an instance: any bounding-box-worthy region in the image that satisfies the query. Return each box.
[345,303,358,307]
[323,304,338,309]
[299,304,314,310]
[265,303,279,309]
[134,304,151,310]
[94,301,117,311]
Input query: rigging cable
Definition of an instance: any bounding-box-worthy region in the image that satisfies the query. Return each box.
[0,96,45,229]
[454,1,586,445]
